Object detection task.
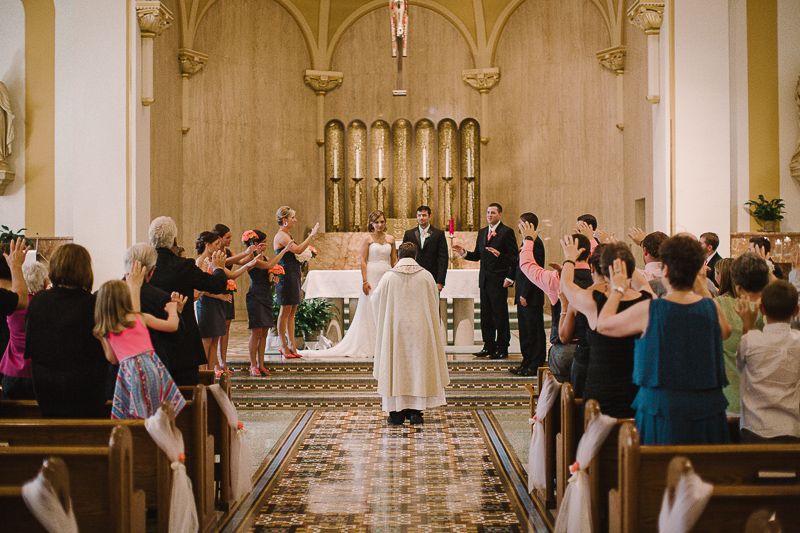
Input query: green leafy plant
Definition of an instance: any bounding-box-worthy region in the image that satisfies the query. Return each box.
[0,226,34,248]
[744,195,785,223]
[272,295,339,338]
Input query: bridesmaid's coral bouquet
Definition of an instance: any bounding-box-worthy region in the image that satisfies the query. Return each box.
[226,279,237,293]
[268,264,285,284]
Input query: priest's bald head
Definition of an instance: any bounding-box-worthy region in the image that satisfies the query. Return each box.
[398,242,417,260]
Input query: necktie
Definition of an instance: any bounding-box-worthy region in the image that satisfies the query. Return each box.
[487,229,494,242]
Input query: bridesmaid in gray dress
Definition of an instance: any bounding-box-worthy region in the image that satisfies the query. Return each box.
[244,229,290,376]
[273,206,320,359]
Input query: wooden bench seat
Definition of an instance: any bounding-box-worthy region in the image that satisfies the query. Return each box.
[614,421,800,533]
[0,425,146,532]
[526,367,560,509]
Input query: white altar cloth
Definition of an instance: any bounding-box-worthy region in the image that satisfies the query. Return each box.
[303,269,479,299]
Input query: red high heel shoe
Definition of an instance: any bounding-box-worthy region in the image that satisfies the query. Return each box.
[279,348,296,360]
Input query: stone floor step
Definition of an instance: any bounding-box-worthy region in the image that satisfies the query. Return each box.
[232,389,530,409]
[225,359,527,374]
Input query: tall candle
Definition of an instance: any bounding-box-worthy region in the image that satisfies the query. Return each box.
[378,148,383,179]
[355,147,360,180]
[445,148,450,177]
[333,149,338,179]
[422,148,427,177]
[466,148,473,177]
[448,219,454,235]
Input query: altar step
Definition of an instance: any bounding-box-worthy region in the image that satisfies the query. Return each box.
[225,360,535,410]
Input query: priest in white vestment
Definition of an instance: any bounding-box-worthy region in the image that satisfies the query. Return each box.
[372,242,450,425]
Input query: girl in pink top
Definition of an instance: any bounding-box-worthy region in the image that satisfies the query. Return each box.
[94,263,187,419]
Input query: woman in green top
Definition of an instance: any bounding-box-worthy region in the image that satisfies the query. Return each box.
[714,253,771,413]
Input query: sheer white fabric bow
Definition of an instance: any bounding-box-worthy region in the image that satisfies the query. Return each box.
[528,372,561,490]
[145,407,199,533]
[209,384,254,500]
[21,471,79,533]
[658,469,713,533]
[554,412,616,533]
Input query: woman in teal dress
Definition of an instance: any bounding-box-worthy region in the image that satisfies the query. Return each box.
[596,235,733,445]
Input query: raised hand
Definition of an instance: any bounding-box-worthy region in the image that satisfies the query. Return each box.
[576,221,594,240]
[733,294,758,333]
[518,220,540,241]
[608,258,630,293]
[595,229,617,244]
[164,301,178,316]
[3,237,28,270]
[692,270,712,298]
[310,222,320,236]
[627,227,646,246]
[560,235,582,263]
[486,247,501,258]
[452,244,466,255]
[210,250,226,270]
[170,292,187,313]
[125,260,146,289]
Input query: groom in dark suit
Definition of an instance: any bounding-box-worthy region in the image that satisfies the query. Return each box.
[453,203,519,359]
[402,205,448,291]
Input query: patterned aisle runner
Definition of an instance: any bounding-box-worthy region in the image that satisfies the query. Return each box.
[219,409,550,533]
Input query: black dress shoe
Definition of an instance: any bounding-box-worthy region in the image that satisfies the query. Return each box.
[509,366,524,375]
[388,412,405,425]
[409,412,424,425]
[489,352,509,359]
[473,348,494,357]
[519,367,537,377]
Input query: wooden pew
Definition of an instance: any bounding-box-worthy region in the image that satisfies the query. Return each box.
[0,457,72,533]
[614,421,800,533]
[526,368,560,509]
[198,369,216,386]
[180,372,237,510]
[0,385,215,533]
[0,425,146,532]
[556,381,583,508]
[582,400,634,533]
[0,418,172,533]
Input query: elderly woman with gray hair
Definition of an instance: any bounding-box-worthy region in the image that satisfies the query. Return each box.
[147,217,228,385]
[0,260,48,399]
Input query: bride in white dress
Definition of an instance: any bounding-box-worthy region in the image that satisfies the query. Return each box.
[301,211,397,358]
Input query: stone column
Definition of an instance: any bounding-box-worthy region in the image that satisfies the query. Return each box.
[596,46,626,130]
[135,1,173,106]
[178,48,208,134]
[462,68,500,144]
[304,70,343,146]
[627,1,665,104]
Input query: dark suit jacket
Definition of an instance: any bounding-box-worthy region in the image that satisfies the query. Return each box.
[463,222,518,287]
[402,225,448,286]
[148,248,228,369]
[514,237,545,307]
[706,252,721,287]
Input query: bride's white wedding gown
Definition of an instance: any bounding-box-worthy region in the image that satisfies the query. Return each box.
[300,242,393,358]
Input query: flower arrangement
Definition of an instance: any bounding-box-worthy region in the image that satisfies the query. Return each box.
[296,245,318,265]
[272,294,338,338]
[241,230,259,247]
[268,264,285,284]
[226,279,237,293]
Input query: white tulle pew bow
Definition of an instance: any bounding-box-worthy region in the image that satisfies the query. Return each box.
[528,371,561,491]
[22,457,79,533]
[209,383,254,501]
[658,456,713,533]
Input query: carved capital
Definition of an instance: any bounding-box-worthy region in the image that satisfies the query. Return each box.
[627,1,665,35]
[462,68,501,94]
[596,46,626,73]
[304,70,343,95]
[179,48,208,77]
[135,1,173,37]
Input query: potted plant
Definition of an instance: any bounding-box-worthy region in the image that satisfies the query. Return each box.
[0,226,34,247]
[272,295,339,346]
[744,195,785,232]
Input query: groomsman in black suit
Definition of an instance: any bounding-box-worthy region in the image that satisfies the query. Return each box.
[402,205,448,291]
[453,203,519,359]
[510,212,546,376]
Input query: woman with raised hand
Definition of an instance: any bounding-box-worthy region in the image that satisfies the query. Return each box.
[596,235,732,445]
[273,206,320,359]
[195,231,257,376]
[243,229,290,375]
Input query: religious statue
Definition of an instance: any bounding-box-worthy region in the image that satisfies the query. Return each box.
[791,76,800,183]
[390,0,407,58]
[0,81,15,170]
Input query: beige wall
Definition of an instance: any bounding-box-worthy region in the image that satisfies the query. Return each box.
[491,0,621,262]
[150,0,639,301]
